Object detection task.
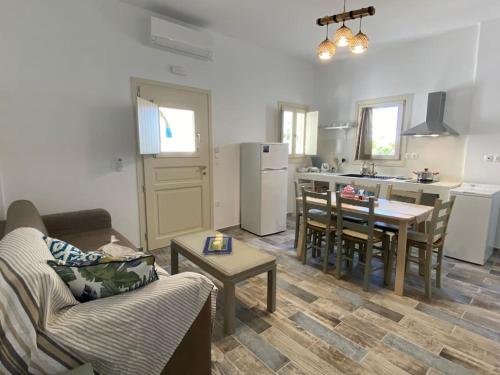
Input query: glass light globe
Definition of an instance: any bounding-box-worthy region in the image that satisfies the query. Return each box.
[317,38,336,60]
[350,31,369,54]
[334,24,353,47]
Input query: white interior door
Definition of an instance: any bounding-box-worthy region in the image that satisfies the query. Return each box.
[139,83,212,250]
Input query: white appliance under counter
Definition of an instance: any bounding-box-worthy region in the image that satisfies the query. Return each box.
[445,183,500,265]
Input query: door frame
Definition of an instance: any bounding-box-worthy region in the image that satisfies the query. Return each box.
[130,77,214,251]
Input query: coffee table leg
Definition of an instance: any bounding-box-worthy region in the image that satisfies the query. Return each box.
[267,265,276,313]
[171,244,179,275]
[224,281,236,335]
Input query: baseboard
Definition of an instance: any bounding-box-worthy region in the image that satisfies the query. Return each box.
[217,224,241,232]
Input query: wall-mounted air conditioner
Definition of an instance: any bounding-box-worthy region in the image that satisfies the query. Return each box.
[150,16,213,61]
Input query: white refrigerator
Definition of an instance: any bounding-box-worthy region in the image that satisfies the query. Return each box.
[240,143,288,236]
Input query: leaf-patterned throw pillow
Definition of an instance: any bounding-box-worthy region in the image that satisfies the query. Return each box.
[47,254,159,302]
[43,236,103,263]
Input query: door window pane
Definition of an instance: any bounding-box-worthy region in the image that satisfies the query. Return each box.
[295,112,305,155]
[282,110,293,154]
[371,106,399,156]
[159,107,196,153]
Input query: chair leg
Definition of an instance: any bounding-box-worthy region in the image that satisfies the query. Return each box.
[436,245,443,288]
[335,236,343,279]
[363,242,373,292]
[294,213,301,249]
[382,236,391,286]
[386,237,396,286]
[323,231,331,273]
[424,245,432,300]
[301,227,308,265]
[312,232,317,257]
[418,248,425,276]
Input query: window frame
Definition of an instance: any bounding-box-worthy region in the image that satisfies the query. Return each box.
[279,102,311,158]
[353,94,412,166]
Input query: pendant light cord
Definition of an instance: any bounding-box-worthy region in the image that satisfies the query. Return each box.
[342,0,346,26]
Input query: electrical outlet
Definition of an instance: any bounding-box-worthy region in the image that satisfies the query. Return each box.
[405,153,411,160]
[495,155,500,162]
[411,153,419,160]
[484,154,494,162]
[215,201,221,207]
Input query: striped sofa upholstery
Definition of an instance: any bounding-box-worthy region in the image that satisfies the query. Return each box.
[0,227,216,375]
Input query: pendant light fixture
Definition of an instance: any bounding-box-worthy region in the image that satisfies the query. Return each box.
[316,5,375,60]
[334,0,353,47]
[350,16,369,54]
[317,24,336,61]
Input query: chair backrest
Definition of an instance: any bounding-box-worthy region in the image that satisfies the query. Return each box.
[349,181,381,198]
[386,185,423,205]
[335,191,376,243]
[426,196,456,244]
[302,189,333,229]
[295,181,314,198]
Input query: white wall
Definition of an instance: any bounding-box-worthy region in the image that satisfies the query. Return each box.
[462,18,500,247]
[464,18,500,184]
[0,0,316,245]
[315,26,479,182]
[0,169,5,220]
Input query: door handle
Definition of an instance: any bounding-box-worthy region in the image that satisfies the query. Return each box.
[196,133,201,151]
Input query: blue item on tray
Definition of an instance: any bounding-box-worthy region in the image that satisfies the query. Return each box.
[203,236,233,255]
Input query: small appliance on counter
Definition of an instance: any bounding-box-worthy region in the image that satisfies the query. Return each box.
[321,163,331,173]
[413,168,439,183]
[310,156,323,169]
[445,183,500,265]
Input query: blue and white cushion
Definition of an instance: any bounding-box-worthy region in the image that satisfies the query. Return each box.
[43,236,103,263]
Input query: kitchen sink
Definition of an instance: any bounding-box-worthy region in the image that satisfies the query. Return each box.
[340,173,407,180]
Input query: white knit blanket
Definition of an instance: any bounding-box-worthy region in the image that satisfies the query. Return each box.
[0,228,216,375]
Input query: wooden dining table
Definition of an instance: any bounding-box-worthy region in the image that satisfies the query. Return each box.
[296,194,434,296]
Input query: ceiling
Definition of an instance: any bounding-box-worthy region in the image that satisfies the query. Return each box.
[122,0,500,61]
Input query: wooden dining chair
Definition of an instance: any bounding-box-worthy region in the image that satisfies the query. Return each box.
[335,192,391,291]
[374,186,424,284]
[387,185,423,204]
[301,189,336,273]
[394,196,456,299]
[294,181,315,248]
[376,186,424,233]
[350,181,381,198]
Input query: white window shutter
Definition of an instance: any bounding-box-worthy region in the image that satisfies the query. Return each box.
[137,97,161,155]
[305,111,319,155]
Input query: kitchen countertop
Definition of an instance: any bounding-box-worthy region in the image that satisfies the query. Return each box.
[296,172,462,197]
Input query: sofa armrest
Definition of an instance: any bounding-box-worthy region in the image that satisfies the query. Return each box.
[43,209,111,237]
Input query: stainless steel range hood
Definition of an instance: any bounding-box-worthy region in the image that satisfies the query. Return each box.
[402,91,459,136]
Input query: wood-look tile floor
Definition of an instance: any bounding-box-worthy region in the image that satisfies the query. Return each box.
[150,216,500,375]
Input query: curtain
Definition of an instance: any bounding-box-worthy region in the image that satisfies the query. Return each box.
[355,107,373,160]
